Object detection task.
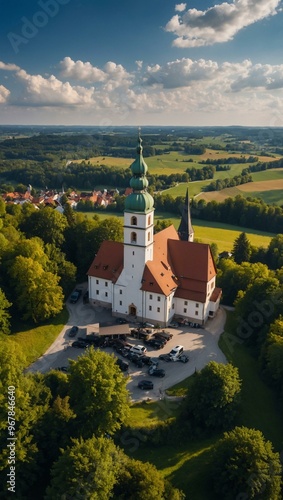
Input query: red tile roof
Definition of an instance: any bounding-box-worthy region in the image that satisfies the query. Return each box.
[87,241,123,283]
[210,287,222,303]
[88,224,218,304]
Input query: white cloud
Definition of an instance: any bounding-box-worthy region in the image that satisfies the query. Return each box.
[175,3,186,12]
[144,58,219,88]
[59,57,132,89]
[16,69,95,106]
[0,62,20,71]
[0,85,10,103]
[165,0,281,47]
[135,60,143,70]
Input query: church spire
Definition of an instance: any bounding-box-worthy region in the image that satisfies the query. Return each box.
[178,188,194,242]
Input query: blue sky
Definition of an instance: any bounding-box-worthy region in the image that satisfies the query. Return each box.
[1,0,283,126]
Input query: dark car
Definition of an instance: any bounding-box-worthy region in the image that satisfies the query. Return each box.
[144,339,165,350]
[72,340,88,348]
[68,326,79,337]
[138,380,154,390]
[156,330,173,341]
[178,354,189,363]
[154,334,169,343]
[148,368,165,378]
[116,358,129,372]
[70,288,82,304]
[158,354,171,362]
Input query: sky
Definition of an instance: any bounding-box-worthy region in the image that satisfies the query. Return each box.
[1,0,283,126]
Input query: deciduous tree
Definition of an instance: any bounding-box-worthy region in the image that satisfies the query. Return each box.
[212,426,282,500]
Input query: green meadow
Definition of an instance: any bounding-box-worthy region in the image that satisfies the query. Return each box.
[92,211,274,252]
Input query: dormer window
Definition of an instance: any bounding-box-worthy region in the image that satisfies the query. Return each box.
[131,216,137,226]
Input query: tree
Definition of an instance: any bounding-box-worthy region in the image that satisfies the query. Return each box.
[212,426,282,500]
[185,361,242,429]
[19,206,67,247]
[0,288,12,334]
[68,349,130,438]
[232,232,251,264]
[45,436,120,500]
[9,256,64,323]
[114,456,185,500]
[234,276,281,346]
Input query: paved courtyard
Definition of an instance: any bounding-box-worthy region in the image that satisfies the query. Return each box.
[28,286,227,401]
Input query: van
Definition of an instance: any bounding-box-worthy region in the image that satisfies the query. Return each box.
[130,345,147,356]
[169,345,184,361]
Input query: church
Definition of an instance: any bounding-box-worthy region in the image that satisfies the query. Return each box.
[87,136,221,327]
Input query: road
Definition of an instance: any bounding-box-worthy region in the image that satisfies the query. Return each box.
[27,289,227,402]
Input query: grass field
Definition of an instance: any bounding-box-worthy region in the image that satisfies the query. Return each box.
[6,309,69,365]
[93,211,274,252]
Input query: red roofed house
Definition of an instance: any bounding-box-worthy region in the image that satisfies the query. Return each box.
[88,136,221,326]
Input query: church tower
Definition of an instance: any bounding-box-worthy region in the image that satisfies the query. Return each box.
[178,188,194,242]
[114,134,154,318]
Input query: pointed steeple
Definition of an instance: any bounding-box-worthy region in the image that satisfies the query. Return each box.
[124,134,154,213]
[178,188,194,242]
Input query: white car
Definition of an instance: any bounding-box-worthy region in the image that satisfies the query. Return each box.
[130,345,147,356]
[169,345,184,361]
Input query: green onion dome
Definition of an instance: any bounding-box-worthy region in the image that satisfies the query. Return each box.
[130,176,148,190]
[125,134,154,213]
[125,192,154,212]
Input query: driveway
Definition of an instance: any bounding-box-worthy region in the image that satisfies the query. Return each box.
[27,292,227,402]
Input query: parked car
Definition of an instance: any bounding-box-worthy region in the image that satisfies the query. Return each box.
[148,367,165,377]
[138,380,154,390]
[158,354,171,362]
[169,345,184,361]
[116,318,128,324]
[140,322,155,328]
[130,345,147,356]
[144,339,165,350]
[83,291,89,303]
[72,340,88,348]
[178,354,189,363]
[168,322,178,328]
[116,358,129,371]
[68,326,79,337]
[154,334,169,343]
[70,288,82,304]
[156,330,173,341]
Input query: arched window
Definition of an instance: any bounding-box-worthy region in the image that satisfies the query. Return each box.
[131,216,137,226]
[148,215,151,225]
[147,232,151,242]
[131,232,137,243]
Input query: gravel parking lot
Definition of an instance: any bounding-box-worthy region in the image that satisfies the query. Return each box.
[28,286,227,401]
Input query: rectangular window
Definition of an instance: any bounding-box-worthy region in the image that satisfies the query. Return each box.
[157,296,161,302]
[157,307,160,313]
[119,301,122,306]
[149,305,152,311]
[96,279,99,285]
[196,303,199,308]
[119,290,122,295]
[184,308,187,313]
[195,311,199,316]
[105,292,108,297]
[149,294,152,300]
[105,282,108,287]
[132,251,135,255]
[184,300,188,305]
[96,290,99,295]
[172,303,175,309]
[132,264,134,268]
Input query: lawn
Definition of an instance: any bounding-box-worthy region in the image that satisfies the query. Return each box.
[6,308,69,366]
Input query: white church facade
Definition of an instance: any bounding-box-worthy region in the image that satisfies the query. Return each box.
[88,136,221,327]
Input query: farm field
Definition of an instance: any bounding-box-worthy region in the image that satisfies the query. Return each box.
[198,177,283,205]
[91,211,274,252]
